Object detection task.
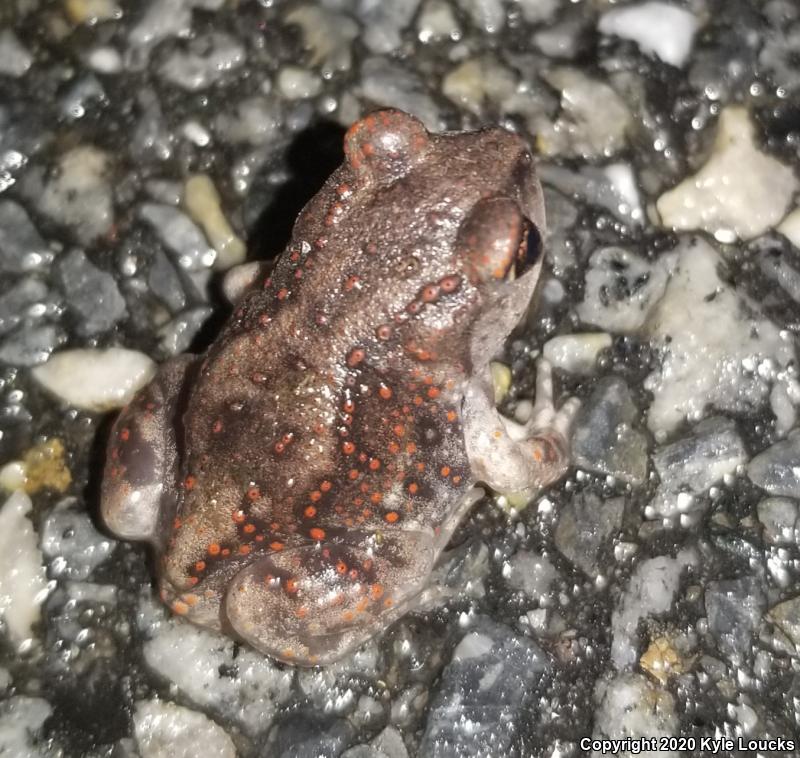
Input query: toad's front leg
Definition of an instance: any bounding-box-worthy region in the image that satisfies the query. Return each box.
[462,358,579,500]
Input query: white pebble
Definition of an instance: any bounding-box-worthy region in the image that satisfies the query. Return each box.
[134,699,237,758]
[657,107,799,241]
[87,46,123,74]
[777,206,800,249]
[0,491,50,650]
[277,66,323,100]
[31,348,156,412]
[599,2,700,68]
[543,333,612,374]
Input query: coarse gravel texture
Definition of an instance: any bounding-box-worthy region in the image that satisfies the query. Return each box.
[1,0,800,757]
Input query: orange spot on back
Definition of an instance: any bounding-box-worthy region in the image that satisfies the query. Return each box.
[310,527,326,541]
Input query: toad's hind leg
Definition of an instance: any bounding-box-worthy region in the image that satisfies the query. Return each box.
[101,355,197,549]
[462,358,579,498]
[224,532,436,666]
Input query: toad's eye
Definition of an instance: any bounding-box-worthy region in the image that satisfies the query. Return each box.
[458,196,535,284]
[515,218,543,277]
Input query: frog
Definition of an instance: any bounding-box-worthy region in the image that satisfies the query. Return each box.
[101,109,578,666]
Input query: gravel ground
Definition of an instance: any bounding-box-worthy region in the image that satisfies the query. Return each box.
[1,0,800,756]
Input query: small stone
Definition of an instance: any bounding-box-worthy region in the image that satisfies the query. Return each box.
[0,491,50,649]
[533,16,589,59]
[571,376,648,486]
[267,713,354,757]
[0,278,50,337]
[24,146,114,245]
[55,249,127,335]
[133,699,237,758]
[284,5,359,74]
[419,619,550,757]
[639,635,684,685]
[358,57,443,131]
[461,0,505,33]
[768,596,800,652]
[140,204,217,270]
[139,595,294,735]
[0,462,26,493]
[417,0,461,42]
[516,0,558,24]
[599,2,700,67]
[159,33,245,91]
[777,207,800,249]
[705,576,766,663]
[32,348,156,412]
[593,673,678,746]
[647,417,747,521]
[0,30,33,77]
[757,497,799,544]
[358,0,423,54]
[87,46,123,74]
[158,306,214,355]
[371,727,408,758]
[442,56,517,115]
[41,504,114,581]
[213,96,282,146]
[0,324,62,367]
[656,107,798,241]
[539,163,644,225]
[64,0,121,24]
[611,549,695,669]
[60,75,106,121]
[748,433,800,499]
[183,174,246,269]
[506,550,557,601]
[19,439,72,495]
[128,0,192,54]
[644,236,795,437]
[756,235,800,304]
[0,201,53,274]
[535,68,632,158]
[277,66,323,100]
[543,333,612,374]
[0,697,52,757]
[555,491,625,577]
[148,250,187,313]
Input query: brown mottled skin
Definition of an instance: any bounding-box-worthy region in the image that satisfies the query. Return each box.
[102,110,575,665]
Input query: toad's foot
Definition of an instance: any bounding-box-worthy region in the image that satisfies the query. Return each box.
[463,358,580,499]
